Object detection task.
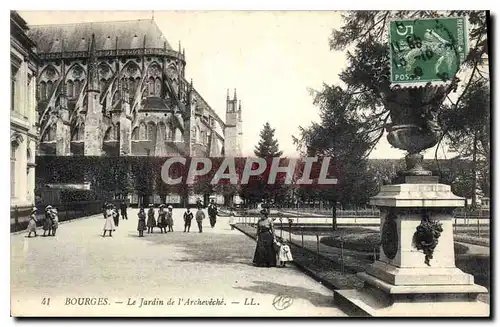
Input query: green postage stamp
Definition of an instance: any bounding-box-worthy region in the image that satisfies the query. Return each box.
[389,17,469,87]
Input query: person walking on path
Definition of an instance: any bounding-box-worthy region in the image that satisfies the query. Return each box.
[229,208,235,230]
[252,209,277,267]
[102,203,116,237]
[137,207,146,237]
[195,207,205,233]
[42,205,53,237]
[208,200,218,228]
[183,207,193,232]
[166,205,174,232]
[146,204,156,234]
[26,207,38,238]
[50,207,59,236]
[112,204,120,228]
[157,204,167,233]
[120,200,128,220]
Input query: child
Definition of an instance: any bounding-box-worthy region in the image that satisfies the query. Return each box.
[277,240,294,267]
[183,207,193,232]
[26,207,38,238]
[137,207,146,237]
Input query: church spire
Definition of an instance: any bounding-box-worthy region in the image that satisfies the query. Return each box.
[233,88,237,101]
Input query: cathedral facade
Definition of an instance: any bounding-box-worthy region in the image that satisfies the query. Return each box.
[28,19,243,159]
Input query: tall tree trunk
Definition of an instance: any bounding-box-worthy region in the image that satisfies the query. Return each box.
[472,131,478,207]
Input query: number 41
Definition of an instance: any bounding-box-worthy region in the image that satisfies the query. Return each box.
[41,297,51,306]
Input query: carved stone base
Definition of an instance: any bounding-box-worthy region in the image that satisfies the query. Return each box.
[336,178,490,316]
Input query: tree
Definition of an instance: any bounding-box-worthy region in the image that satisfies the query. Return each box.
[441,79,490,205]
[294,11,489,207]
[240,122,285,205]
[254,122,284,157]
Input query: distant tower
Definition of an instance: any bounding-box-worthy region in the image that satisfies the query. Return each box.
[224,89,242,157]
[84,34,104,156]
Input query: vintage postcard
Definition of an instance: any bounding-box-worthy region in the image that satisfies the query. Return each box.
[10,10,490,317]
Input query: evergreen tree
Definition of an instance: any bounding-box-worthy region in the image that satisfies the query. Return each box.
[254,122,283,157]
[240,122,285,206]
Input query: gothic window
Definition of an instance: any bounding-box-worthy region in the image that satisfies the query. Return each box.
[154,78,161,97]
[139,122,147,140]
[166,124,173,141]
[148,77,155,96]
[129,77,136,96]
[158,122,166,140]
[46,81,53,100]
[176,129,183,142]
[171,127,177,142]
[74,79,82,97]
[200,131,205,145]
[100,78,107,94]
[205,132,210,145]
[67,80,74,99]
[132,127,139,140]
[43,124,56,142]
[147,122,156,141]
[40,82,46,101]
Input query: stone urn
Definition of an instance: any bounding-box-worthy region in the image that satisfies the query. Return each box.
[384,82,456,176]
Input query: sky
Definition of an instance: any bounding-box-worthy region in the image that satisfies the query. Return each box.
[18,10,456,159]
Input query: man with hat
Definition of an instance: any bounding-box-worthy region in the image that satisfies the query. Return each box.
[183,207,193,233]
[207,199,218,228]
[195,206,205,233]
[120,200,128,220]
[26,207,38,238]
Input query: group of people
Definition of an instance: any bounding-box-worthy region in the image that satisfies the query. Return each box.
[137,204,174,236]
[26,205,59,237]
[136,204,211,237]
[252,208,293,268]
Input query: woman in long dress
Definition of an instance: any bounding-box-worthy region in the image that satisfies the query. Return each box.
[166,205,174,232]
[42,205,53,237]
[252,210,277,267]
[137,207,146,237]
[102,204,116,237]
[26,207,38,237]
[146,204,156,234]
[50,208,59,236]
[157,204,167,233]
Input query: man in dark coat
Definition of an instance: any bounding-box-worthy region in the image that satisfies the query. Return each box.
[120,200,128,220]
[208,199,218,228]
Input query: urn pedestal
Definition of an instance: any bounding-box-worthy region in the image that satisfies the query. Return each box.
[334,176,489,317]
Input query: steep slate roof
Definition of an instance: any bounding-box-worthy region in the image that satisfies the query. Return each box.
[27,19,172,53]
